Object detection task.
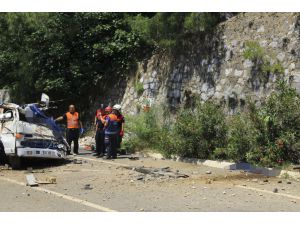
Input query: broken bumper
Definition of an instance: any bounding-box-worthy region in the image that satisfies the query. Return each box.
[17,147,66,159]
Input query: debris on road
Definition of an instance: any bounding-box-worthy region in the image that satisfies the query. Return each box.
[278,180,282,183]
[0,164,11,170]
[121,166,189,179]
[205,179,212,184]
[136,176,144,181]
[83,184,93,190]
[273,188,278,193]
[129,156,139,160]
[205,170,212,174]
[26,174,39,187]
[287,181,292,184]
[38,177,57,184]
[73,159,83,164]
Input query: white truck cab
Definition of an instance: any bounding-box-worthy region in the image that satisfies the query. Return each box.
[0,100,68,169]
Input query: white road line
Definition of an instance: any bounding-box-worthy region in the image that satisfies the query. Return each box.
[236,184,300,200]
[0,176,117,212]
[75,156,129,167]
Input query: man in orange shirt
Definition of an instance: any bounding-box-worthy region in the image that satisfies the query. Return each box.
[55,105,83,155]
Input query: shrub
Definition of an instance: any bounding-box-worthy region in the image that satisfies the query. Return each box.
[243,41,265,61]
[243,41,284,84]
[125,108,159,151]
[174,101,228,159]
[125,80,300,168]
[225,114,259,162]
[135,81,144,96]
[245,78,300,166]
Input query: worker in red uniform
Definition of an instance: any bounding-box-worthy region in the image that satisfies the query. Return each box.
[55,105,83,155]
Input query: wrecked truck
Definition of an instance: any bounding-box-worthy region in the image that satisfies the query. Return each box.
[0,94,69,169]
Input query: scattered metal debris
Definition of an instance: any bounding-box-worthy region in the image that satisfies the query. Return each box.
[129,156,139,160]
[83,184,93,190]
[121,165,189,179]
[26,174,39,187]
[73,159,83,164]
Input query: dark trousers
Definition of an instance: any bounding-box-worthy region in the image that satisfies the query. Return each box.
[95,129,105,155]
[66,128,79,154]
[105,133,117,158]
[116,128,122,150]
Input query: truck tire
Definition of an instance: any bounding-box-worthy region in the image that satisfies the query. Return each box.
[0,141,7,165]
[8,156,23,170]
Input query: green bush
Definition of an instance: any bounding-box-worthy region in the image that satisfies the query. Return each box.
[135,81,144,95]
[243,41,265,61]
[225,114,259,162]
[174,101,228,159]
[243,41,284,84]
[245,78,300,167]
[124,108,159,151]
[125,80,300,168]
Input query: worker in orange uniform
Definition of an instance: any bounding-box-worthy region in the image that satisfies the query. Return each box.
[55,105,83,155]
[100,108,119,159]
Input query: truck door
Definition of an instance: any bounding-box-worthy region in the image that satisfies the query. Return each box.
[0,109,16,154]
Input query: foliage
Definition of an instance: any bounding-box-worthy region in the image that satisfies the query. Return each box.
[243,41,265,61]
[125,102,228,159]
[242,78,300,167]
[128,13,221,48]
[0,13,146,115]
[243,41,284,84]
[225,114,259,162]
[125,108,159,151]
[125,79,300,168]
[134,81,144,96]
[173,101,228,159]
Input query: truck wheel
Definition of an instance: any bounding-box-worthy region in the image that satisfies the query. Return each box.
[8,156,23,170]
[0,141,7,165]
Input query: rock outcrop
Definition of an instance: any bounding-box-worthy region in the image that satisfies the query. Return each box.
[121,13,300,114]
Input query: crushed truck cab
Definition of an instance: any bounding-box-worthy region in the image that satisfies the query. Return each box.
[0,101,68,168]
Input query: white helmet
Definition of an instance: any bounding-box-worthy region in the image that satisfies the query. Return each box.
[113,104,122,111]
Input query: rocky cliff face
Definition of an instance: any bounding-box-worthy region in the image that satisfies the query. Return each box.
[121,13,300,115]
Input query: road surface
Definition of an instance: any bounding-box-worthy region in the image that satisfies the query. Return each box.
[1,150,300,212]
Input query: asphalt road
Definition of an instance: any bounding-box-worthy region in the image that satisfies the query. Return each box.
[1,149,300,212]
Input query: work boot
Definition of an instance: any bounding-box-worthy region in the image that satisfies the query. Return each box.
[96,153,104,158]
